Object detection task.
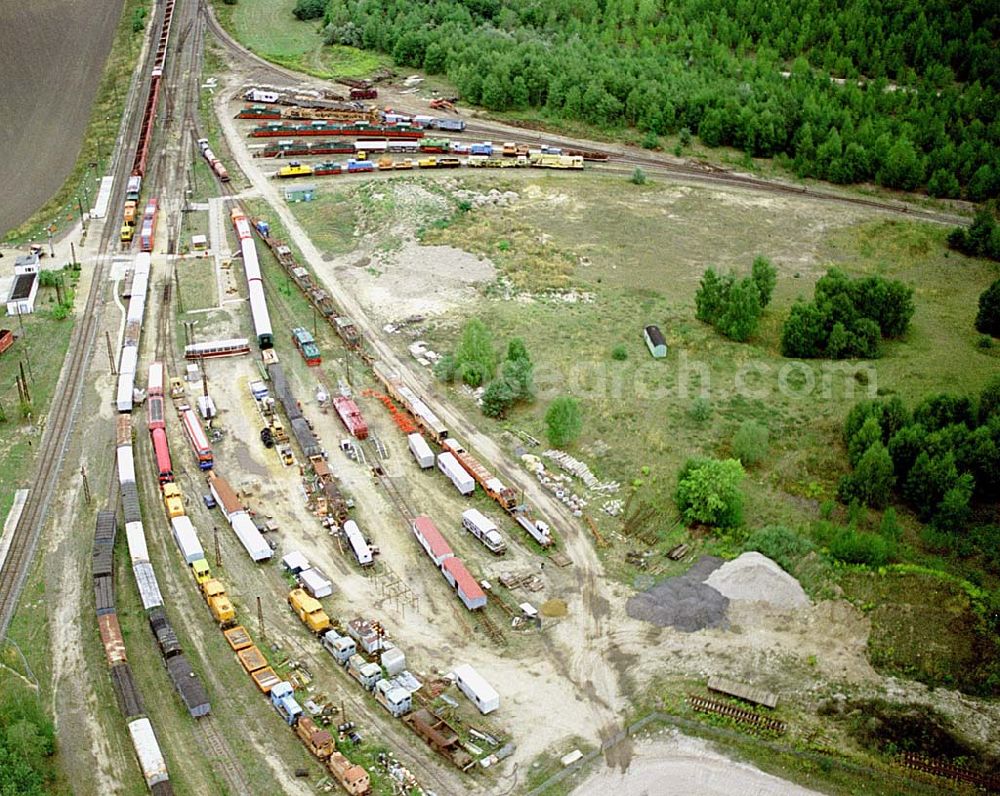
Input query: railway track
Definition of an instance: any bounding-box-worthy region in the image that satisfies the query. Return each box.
[897,752,1000,792]
[196,715,253,795]
[0,0,170,634]
[687,694,786,735]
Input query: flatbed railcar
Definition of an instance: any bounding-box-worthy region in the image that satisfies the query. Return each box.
[250,121,424,139]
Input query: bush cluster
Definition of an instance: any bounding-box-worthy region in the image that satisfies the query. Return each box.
[781,269,914,359]
[695,256,776,342]
[948,209,1000,262]
[839,379,1000,550]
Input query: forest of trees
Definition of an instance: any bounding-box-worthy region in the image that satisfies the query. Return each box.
[321,0,999,198]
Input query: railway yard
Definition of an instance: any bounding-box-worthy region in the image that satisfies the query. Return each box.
[1,3,999,796]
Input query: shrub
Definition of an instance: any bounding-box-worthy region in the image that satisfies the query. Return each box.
[838,441,895,508]
[501,357,534,400]
[976,278,1000,337]
[433,353,456,382]
[630,168,647,185]
[688,396,712,422]
[481,379,517,418]
[732,420,769,466]
[545,396,583,447]
[293,0,326,20]
[675,457,745,528]
[948,209,1000,262]
[751,256,777,308]
[611,344,628,361]
[641,132,659,149]
[829,527,891,567]
[451,318,496,385]
[744,525,813,571]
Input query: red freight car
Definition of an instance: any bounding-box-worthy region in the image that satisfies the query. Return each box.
[333,396,368,440]
[0,329,14,355]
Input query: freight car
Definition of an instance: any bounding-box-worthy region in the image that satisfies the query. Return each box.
[442,438,517,509]
[138,198,158,253]
[237,103,283,119]
[253,139,355,158]
[291,327,321,365]
[230,207,274,348]
[332,396,368,439]
[197,138,230,183]
[410,516,487,611]
[250,121,424,139]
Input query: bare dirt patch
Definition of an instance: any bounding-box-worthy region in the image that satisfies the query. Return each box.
[573,730,823,796]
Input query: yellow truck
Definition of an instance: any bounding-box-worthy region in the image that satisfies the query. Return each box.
[288,588,331,635]
[202,579,236,626]
[163,483,185,518]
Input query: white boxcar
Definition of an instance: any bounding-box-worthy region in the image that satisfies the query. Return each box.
[230,512,272,561]
[127,718,169,788]
[147,361,164,395]
[118,344,138,377]
[125,520,149,564]
[461,508,507,554]
[407,433,434,469]
[437,452,474,495]
[116,444,136,485]
[300,567,333,599]
[170,516,204,563]
[116,369,136,413]
[453,664,499,714]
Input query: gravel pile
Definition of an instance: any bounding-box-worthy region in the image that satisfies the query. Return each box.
[626,556,729,631]
[705,552,809,609]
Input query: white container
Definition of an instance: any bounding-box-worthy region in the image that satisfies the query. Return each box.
[132,561,163,611]
[147,362,164,396]
[230,512,272,562]
[170,516,204,564]
[116,370,136,413]
[381,647,406,676]
[453,664,499,714]
[197,395,217,419]
[407,433,434,469]
[437,452,474,495]
[343,520,372,566]
[300,567,333,599]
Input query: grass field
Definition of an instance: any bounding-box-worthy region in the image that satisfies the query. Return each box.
[212,0,390,79]
[384,172,1000,690]
[0,297,77,522]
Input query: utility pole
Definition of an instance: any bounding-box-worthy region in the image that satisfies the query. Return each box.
[174,266,183,313]
[19,363,31,403]
[106,331,117,373]
[70,242,77,266]
[214,526,221,567]
[16,305,24,334]
[81,466,91,504]
[257,596,265,643]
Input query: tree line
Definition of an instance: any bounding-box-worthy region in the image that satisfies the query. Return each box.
[321,0,999,198]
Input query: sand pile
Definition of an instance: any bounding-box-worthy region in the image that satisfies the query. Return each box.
[541,599,568,617]
[705,552,809,609]
[625,556,729,631]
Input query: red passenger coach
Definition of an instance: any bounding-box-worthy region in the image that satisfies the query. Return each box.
[180,408,213,470]
[151,427,174,484]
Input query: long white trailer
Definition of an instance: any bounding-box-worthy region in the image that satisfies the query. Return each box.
[437,452,474,495]
[343,520,373,566]
[461,508,506,555]
[230,512,272,562]
[453,664,499,714]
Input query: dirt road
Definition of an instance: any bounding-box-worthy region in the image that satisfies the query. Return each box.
[0,0,124,236]
[572,732,823,796]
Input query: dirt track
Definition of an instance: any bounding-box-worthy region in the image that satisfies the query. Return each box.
[0,0,123,236]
